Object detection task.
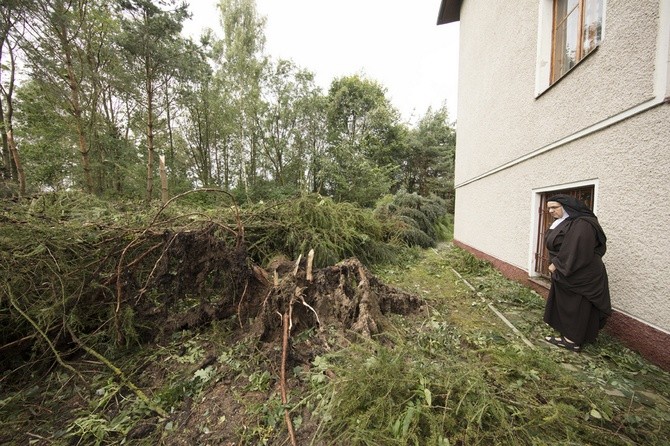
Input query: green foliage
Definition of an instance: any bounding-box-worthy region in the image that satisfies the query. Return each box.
[308,338,635,445]
[243,193,403,267]
[318,75,406,206]
[0,191,244,374]
[326,75,395,145]
[2,226,670,445]
[311,343,454,445]
[6,0,456,204]
[402,106,456,207]
[0,189,423,378]
[13,81,78,192]
[230,178,302,204]
[375,190,451,248]
[318,151,395,207]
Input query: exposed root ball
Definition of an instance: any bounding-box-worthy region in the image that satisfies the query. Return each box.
[251,257,426,343]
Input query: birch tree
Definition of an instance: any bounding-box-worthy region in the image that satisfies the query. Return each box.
[259,59,321,188]
[215,0,266,192]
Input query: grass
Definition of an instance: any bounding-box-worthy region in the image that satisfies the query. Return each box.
[1,240,669,445]
[304,242,670,445]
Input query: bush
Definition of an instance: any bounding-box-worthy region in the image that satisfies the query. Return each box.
[374,191,451,248]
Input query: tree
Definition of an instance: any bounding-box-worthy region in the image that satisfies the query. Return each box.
[327,75,390,146]
[2,0,454,205]
[322,75,401,206]
[13,0,135,196]
[296,90,328,193]
[214,0,266,193]
[0,0,31,195]
[258,59,321,189]
[176,34,222,187]
[20,0,103,193]
[117,0,189,201]
[404,106,455,206]
[13,80,77,191]
[80,2,131,195]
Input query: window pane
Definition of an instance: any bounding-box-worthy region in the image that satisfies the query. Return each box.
[555,0,580,22]
[553,6,579,80]
[582,0,603,55]
[550,0,603,84]
[565,10,580,68]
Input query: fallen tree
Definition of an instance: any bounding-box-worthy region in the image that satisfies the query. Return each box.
[0,190,425,380]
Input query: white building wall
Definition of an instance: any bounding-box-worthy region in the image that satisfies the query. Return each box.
[455,106,670,331]
[453,0,670,332]
[455,0,660,184]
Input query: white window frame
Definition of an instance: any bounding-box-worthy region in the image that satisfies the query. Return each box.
[534,0,608,96]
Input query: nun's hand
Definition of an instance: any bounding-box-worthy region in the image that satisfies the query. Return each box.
[548,264,556,273]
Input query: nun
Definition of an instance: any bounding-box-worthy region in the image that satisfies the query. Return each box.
[543,194,612,352]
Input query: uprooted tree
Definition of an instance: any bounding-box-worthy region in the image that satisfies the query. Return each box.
[0,191,426,439]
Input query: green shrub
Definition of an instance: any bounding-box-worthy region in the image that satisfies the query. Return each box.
[374,191,451,248]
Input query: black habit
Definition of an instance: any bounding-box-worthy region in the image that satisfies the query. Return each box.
[543,217,612,345]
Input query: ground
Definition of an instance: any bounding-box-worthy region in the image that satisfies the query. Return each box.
[1,242,669,445]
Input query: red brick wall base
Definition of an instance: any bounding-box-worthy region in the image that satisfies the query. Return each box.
[453,240,670,371]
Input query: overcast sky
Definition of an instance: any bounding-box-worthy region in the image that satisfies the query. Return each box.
[182,0,460,124]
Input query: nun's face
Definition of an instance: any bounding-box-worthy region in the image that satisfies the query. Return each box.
[547,201,564,219]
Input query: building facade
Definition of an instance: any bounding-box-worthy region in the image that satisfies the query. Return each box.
[438,0,670,369]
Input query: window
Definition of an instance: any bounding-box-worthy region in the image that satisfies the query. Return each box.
[551,0,603,83]
[534,185,594,277]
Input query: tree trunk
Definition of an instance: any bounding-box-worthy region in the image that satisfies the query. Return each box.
[223,136,230,189]
[0,44,24,194]
[6,129,25,196]
[0,9,11,181]
[164,77,175,166]
[145,66,155,202]
[0,94,11,181]
[159,155,168,204]
[58,13,94,194]
[249,131,257,187]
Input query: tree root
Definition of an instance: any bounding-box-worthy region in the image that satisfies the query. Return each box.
[264,250,424,445]
[281,310,298,446]
[114,188,243,345]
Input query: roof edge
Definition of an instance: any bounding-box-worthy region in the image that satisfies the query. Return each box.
[437,0,462,25]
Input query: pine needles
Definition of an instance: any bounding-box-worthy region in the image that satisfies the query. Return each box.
[243,194,402,267]
[374,190,451,249]
[1,200,669,445]
[0,191,246,373]
[307,280,667,445]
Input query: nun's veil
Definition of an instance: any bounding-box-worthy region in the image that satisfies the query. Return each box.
[547,194,607,246]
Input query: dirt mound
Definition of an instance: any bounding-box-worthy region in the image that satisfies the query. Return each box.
[143,229,426,345]
[254,255,426,339]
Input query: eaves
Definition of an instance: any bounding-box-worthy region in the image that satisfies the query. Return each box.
[437,0,462,25]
